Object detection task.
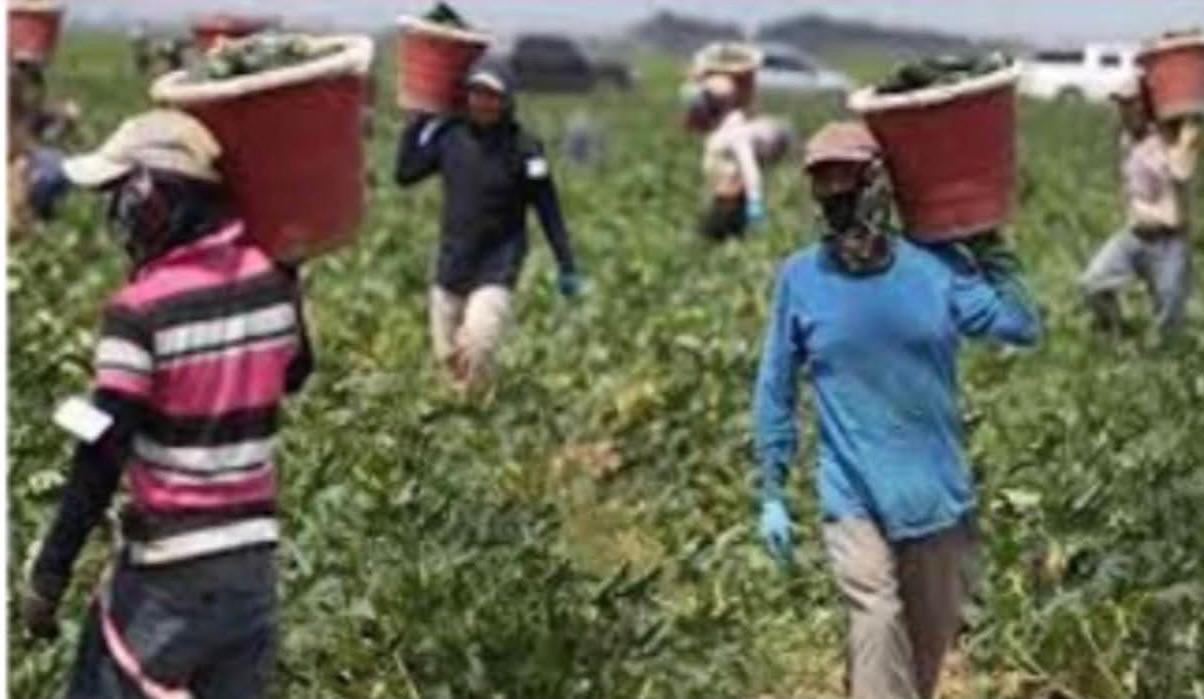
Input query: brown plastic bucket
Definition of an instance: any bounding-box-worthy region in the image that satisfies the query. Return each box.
[153,36,375,262]
[395,17,489,113]
[8,1,63,63]
[1138,32,1204,119]
[849,66,1021,242]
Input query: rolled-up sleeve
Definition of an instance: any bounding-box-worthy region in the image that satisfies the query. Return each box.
[950,269,1042,347]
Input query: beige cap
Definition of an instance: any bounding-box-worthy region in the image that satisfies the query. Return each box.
[803,120,879,170]
[62,109,221,189]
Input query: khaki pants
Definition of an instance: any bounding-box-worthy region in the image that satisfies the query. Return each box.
[823,518,978,699]
[429,285,512,388]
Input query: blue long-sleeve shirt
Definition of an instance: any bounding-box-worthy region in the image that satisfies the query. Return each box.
[752,237,1041,541]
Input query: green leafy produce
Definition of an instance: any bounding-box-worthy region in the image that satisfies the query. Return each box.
[877,52,1013,94]
[9,35,1204,699]
[423,2,470,29]
[187,33,341,81]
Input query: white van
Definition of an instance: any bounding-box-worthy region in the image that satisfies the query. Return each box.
[1019,43,1140,102]
[756,43,852,96]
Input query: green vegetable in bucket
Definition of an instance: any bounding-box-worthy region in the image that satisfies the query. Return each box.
[423,2,470,29]
[188,33,341,81]
[876,52,1012,94]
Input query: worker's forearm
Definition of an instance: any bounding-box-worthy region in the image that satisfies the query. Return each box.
[31,439,124,602]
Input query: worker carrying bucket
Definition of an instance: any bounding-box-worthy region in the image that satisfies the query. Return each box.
[19,109,314,699]
[394,55,582,394]
[751,120,1041,699]
[1080,35,1202,339]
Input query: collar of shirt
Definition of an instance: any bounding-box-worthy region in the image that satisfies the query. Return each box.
[137,220,245,277]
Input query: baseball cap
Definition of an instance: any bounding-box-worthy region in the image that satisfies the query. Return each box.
[803,120,879,171]
[62,109,221,189]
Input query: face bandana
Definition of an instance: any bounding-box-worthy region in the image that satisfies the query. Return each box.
[104,170,178,270]
[818,191,860,233]
[817,179,895,276]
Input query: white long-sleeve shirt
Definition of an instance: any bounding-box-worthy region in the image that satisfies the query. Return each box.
[703,110,763,201]
[1124,121,1199,232]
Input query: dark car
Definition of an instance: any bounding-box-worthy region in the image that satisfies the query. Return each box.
[500,34,634,93]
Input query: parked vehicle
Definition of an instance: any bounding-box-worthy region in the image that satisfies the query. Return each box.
[755,43,852,96]
[1019,43,1139,102]
[492,34,634,93]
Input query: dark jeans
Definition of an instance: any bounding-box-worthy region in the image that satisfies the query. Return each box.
[698,194,747,241]
[63,547,277,699]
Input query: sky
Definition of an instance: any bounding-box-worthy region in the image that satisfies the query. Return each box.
[64,0,1204,46]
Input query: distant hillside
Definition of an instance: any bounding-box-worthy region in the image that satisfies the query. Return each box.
[758,13,992,58]
[629,10,742,56]
[628,11,1016,60]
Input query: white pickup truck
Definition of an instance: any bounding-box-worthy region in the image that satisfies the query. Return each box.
[1019,43,1140,102]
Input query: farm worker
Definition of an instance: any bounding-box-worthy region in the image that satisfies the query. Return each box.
[19,109,314,699]
[395,59,581,391]
[752,121,1041,699]
[7,59,77,229]
[1080,75,1200,337]
[562,108,606,167]
[129,21,151,74]
[695,73,766,240]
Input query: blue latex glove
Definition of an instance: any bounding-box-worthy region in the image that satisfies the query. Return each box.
[745,197,767,227]
[557,271,582,298]
[759,498,793,569]
[28,148,70,222]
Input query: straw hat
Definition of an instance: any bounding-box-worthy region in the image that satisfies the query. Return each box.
[62,109,221,188]
[803,120,879,170]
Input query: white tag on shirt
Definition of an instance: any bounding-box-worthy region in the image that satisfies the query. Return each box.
[53,396,114,443]
[526,157,549,179]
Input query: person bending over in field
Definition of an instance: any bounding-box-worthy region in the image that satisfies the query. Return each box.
[394,59,581,392]
[692,73,766,240]
[20,110,313,699]
[8,59,78,232]
[1080,75,1200,338]
[751,121,1041,699]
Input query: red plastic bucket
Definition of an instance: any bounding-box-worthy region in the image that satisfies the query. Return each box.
[1138,33,1204,120]
[152,36,375,262]
[395,17,489,113]
[848,66,1021,242]
[8,1,63,63]
[191,14,277,52]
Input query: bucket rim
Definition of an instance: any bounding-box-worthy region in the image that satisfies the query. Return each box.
[8,0,64,13]
[848,63,1021,114]
[1138,31,1204,59]
[151,34,375,104]
[396,16,491,46]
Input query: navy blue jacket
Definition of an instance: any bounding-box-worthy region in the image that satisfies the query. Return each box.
[394,115,577,294]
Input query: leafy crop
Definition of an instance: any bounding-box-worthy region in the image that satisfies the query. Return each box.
[8,33,1204,699]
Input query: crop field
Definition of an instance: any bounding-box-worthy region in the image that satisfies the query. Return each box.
[8,33,1204,699]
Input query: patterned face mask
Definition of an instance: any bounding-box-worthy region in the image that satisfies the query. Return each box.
[104,169,171,269]
[817,162,896,275]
